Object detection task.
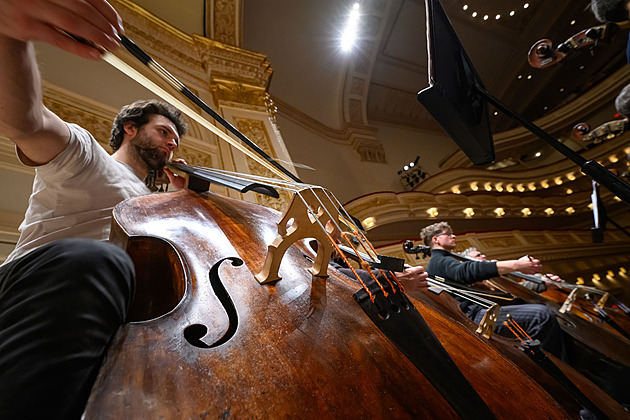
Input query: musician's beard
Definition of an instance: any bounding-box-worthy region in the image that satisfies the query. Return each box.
[130,130,169,172]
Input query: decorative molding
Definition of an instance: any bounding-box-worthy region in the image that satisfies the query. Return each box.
[113,0,272,90]
[335,0,393,162]
[415,133,630,195]
[206,0,242,47]
[366,83,440,130]
[343,189,621,232]
[232,116,291,211]
[273,96,386,163]
[210,78,269,110]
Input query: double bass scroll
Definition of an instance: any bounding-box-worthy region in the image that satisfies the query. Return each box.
[528,22,625,69]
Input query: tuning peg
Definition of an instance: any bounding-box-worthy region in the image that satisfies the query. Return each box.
[571,122,590,141]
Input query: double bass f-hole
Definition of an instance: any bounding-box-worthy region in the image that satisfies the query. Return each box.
[184,257,243,349]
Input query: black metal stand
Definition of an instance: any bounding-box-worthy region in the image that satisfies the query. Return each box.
[521,340,608,419]
[476,85,630,205]
[354,278,496,420]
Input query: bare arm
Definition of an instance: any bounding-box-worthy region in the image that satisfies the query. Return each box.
[0,0,123,165]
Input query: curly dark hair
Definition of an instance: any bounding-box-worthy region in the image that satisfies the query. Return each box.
[109,99,188,151]
[420,221,452,247]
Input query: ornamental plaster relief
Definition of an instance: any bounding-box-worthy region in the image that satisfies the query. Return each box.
[111,0,271,90]
[209,0,239,46]
[343,189,607,232]
[232,116,291,211]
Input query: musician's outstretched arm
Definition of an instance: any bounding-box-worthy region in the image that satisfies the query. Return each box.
[496,256,542,275]
[0,0,123,165]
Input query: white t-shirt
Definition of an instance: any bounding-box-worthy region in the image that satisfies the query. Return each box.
[3,123,151,265]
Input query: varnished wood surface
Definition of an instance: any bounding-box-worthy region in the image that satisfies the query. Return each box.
[404,283,630,419]
[484,276,630,406]
[541,287,630,340]
[85,190,570,418]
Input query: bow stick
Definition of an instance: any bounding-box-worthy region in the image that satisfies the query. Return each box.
[100,35,301,183]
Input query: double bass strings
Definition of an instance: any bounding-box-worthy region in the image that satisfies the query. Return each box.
[170,164,397,301]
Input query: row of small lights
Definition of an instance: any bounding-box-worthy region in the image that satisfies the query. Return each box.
[462,2,530,21]
[450,172,579,195]
[449,151,629,195]
[361,201,606,229]
[425,203,599,219]
[577,267,628,285]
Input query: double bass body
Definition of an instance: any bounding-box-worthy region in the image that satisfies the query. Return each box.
[84,190,569,418]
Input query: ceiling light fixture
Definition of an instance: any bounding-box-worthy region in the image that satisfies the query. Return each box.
[340,2,360,52]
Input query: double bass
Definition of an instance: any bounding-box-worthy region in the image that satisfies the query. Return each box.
[528,21,629,69]
[81,36,576,418]
[407,245,630,408]
[401,242,630,418]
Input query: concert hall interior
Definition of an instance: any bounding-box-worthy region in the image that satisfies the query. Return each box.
[0,0,629,304]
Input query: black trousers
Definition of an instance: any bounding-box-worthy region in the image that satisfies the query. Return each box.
[471,303,567,360]
[0,238,135,420]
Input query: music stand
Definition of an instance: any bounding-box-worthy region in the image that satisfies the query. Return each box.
[417,0,630,204]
